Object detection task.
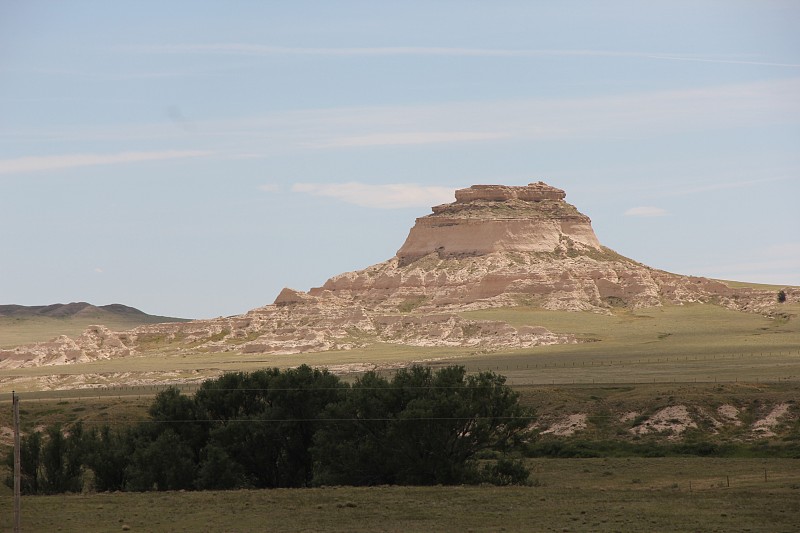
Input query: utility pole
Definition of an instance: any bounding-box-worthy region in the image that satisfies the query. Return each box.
[13,391,21,533]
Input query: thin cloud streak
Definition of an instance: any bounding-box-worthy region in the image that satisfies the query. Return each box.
[291,182,455,209]
[313,131,509,148]
[628,175,793,201]
[649,55,800,68]
[624,206,668,217]
[4,79,797,154]
[0,150,211,175]
[306,78,800,148]
[662,176,790,197]
[126,44,800,68]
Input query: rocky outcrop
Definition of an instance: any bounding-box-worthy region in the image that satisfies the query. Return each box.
[2,180,796,369]
[0,325,132,367]
[397,182,600,264]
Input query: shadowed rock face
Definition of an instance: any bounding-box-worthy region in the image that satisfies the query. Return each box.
[2,181,794,370]
[396,182,600,265]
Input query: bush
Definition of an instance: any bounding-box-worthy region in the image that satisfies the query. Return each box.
[8,365,533,492]
[478,457,531,486]
[312,366,533,486]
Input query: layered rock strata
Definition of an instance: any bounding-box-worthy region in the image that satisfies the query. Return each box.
[1,181,794,369]
[396,182,600,264]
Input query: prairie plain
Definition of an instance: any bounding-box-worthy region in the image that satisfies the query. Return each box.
[1,300,798,532]
[1,301,798,392]
[0,458,798,532]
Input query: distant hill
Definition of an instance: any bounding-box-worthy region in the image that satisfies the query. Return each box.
[0,302,189,348]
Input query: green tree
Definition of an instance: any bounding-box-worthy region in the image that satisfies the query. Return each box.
[194,365,344,488]
[148,386,207,457]
[196,443,244,490]
[124,428,197,491]
[40,424,85,493]
[4,430,43,494]
[83,425,134,491]
[313,365,533,486]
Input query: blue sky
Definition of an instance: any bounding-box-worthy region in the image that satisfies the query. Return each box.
[1,1,798,318]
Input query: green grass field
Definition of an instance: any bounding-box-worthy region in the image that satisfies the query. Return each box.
[0,313,189,349]
[0,457,797,532]
[1,302,799,531]
[1,303,798,393]
[453,303,800,385]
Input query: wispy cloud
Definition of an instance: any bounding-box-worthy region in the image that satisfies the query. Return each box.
[5,79,797,155]
[662,176,790,197]
[303,78,800,148]
[624,206,669,217]
[126,44,800,68]
[0,150,210,175]
[313,131,509,148]
[291,182,455,209]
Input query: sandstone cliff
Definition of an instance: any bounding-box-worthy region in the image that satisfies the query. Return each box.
[396,182,600,264]
[1,181,794,369]
[315,182,784,314]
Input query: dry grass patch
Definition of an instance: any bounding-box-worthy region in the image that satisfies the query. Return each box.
[0,458,798,532]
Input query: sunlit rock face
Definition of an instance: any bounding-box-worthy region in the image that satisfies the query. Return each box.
[396,182,601,264]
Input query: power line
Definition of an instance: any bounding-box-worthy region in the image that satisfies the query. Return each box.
[55,415,535,425]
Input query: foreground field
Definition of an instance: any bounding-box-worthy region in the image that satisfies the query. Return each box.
[1,301,798,532]
[1,457,797,532]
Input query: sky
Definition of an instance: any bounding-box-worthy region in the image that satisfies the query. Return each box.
[1,1,798,319]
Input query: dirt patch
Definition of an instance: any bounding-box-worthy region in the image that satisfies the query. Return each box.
[542,413,587,436]
[620,411,640,423]
[717,404,742,426]
[630,405,697,439]
[0,426,13,446]
[752,403,790,437]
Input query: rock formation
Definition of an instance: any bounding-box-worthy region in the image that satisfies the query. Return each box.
[1,181,795,369]
[397,182,600,264]
[312,182,789,314]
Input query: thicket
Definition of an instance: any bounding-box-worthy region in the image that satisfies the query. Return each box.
[5,365,533,493]
[525,437,800,459]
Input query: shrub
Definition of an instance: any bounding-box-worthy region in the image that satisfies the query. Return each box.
[478,457,531,486]
[312,366,533,486]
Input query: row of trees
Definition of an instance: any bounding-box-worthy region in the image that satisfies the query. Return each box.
[6,365,533,493]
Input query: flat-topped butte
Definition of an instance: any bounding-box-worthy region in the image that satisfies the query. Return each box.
[398,181,600,263]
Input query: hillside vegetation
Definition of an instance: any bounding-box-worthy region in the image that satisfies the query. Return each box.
[0,302,188,348]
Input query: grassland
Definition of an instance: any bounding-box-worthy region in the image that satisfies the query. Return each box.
[1,302,799,531]
[1,303,798,393]
[455,302,800,385]
[715,279,795,291]
[0,457,797,532]
[0,312,188,348]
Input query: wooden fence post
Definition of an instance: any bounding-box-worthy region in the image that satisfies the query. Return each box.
[13,391,21,533]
